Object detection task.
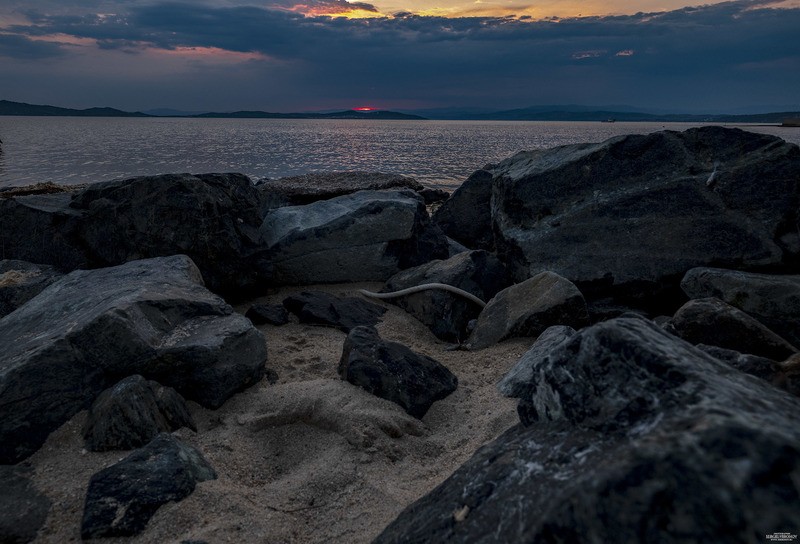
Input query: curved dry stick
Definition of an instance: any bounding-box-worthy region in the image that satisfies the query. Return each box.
[358,283,486,308]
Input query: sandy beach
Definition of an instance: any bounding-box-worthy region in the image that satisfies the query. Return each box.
[27,281,527,543]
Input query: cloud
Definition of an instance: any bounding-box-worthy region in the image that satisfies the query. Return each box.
[0,32,66,59]
[0,0,798,110]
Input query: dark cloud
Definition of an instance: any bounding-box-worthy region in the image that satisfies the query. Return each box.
[0,0,798,110]
[0,32,66,59]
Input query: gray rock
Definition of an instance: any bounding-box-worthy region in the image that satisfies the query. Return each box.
[382,250,510,342]
[682,267,800,347]
[81,434,216,539]
[0,255,267,463]
[497,325,576,397]
[283,291,387,332]
[696,344,784,383]
[491,127,800,313]
[260,189,448,284]
[83,375,196,452]
[256,171,425,211]
[0,260,63,317]
[0,173,270,296]
[432,169,494,251]
[374,316,800,544]
[338,326,457,418]
[445,237,469,257]
[245,303,290,326]
[666,297,797,360]
[0,465,50,544]
[468,271,589,349]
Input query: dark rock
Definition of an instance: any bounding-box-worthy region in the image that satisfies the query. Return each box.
[418,187,450,205]
[0,465,50,544]
[382,250,510,342]
[374,316,800,544]
[468,271,589,349]
[83,375,196,452]
[0,255,266,463]
[696,344,783,383]
[432,169,494,251]
[283,291,386,333]
[491,127,800,313]
[780,354,800,397]
[245,303,290,326]
[338,326,457,418]
[497,325,576,397]
[0,260,63,317]
[81,434,216,539]
[260,189,448,285]
[682,267,800,347]
[256,172,425,211]
[666,297,797,360]
[0,173,270,296]
[445,237,469,257]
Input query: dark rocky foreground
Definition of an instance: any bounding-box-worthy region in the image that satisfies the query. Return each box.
[1,128,800,543]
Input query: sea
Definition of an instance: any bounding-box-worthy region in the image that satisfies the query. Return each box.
[1,117,798,190]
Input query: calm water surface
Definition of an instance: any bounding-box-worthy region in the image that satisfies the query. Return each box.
[1,117,798,190]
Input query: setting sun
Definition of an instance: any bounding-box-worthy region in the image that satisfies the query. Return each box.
[353,107,376,111]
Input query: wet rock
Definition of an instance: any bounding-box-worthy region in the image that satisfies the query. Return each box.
[497,325,576,397]
[260,189,448,284]
[468,271,589,349]
[0,259,63,317]
[375,316,800,544]
[245,303,290,326]
[83,375,196,452]
[0,174,270,296]
[0,465,50,544]
[382,250,510,342]
[418,187,450,205]
[432,169,494,251]
[0,255,266,463]
[81,434,216,539]
[666,297,797,360]
[491,127,800,313]
[283,291,386,332]
[256,172,425,211]
[338,326,457,418]
[681,267,800,347]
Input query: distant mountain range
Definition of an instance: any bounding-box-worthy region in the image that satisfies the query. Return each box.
[0,100,423,120]
[400,104,800,123]
[1,99,798,124]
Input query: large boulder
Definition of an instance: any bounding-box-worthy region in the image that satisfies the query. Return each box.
[432,169,494,250]
[283,291,387,333]
[83,375,196,452]
[666,297,797,360]
[491,127,800,313]
[338,326,457,418]
[256,171,425,211]
[0,173,270,295]
[497,325,576,398]
[682,267,800,347]
[0,259,63,317]
[381,250,510,342]
[0,465,50,544]
[260,189,448,284]
[81,434,216,539]
[374,316,800,543]
[468,271,589,349]
[0,255,267,463]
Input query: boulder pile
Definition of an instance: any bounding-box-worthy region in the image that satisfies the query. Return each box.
[2,128,799,543]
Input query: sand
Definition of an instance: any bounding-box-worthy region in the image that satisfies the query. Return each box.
[27,282,529,543]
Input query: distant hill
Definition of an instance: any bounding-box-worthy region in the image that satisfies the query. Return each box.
[0,100,150,117]
[2,99,796,123]
[0,100,425,120]
[194,109,426,120]
[468,106,800,123]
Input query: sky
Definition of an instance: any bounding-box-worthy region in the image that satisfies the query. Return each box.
[0,0,798,113]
